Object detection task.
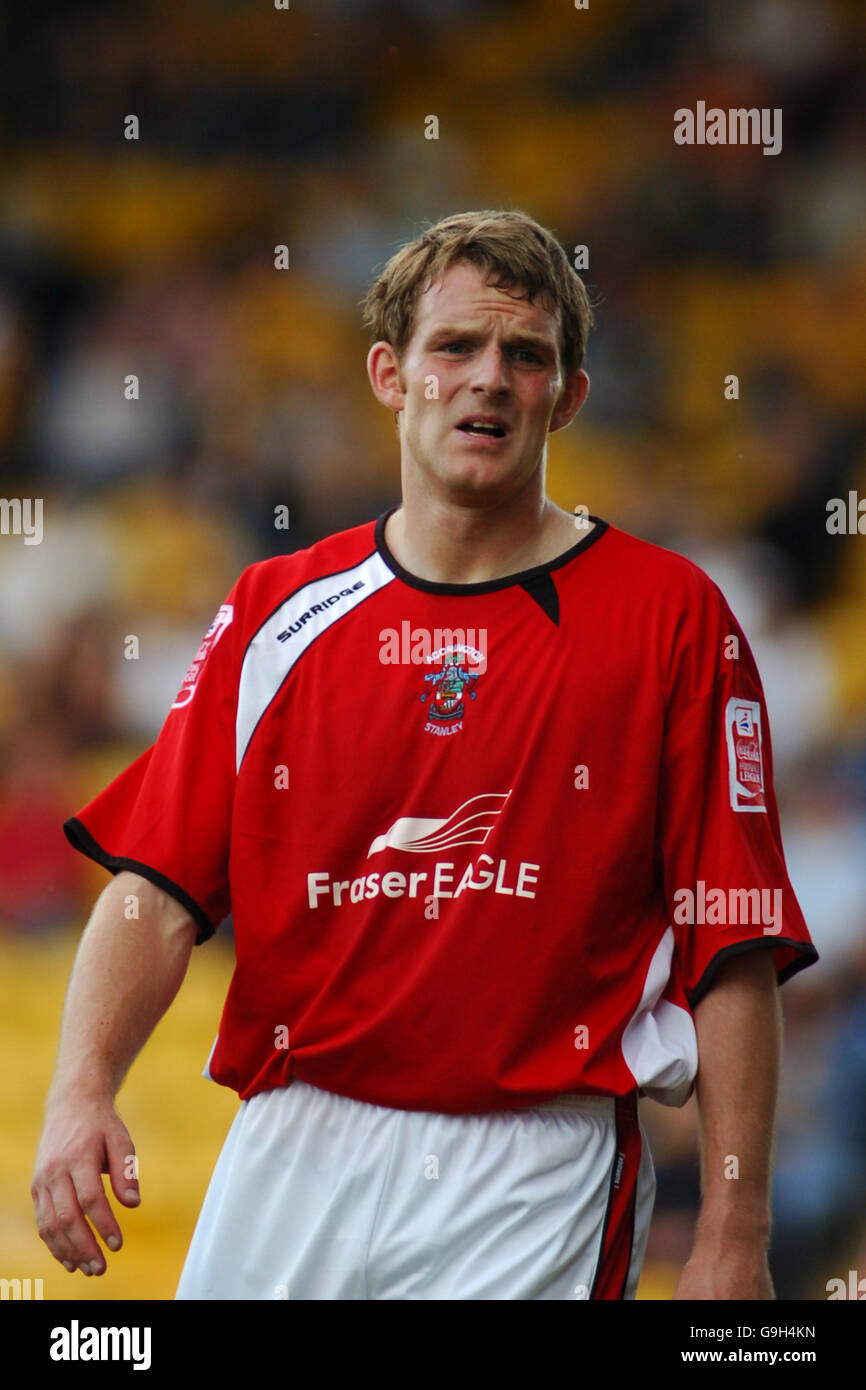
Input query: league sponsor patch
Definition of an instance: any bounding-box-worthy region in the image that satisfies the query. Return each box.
[725,697,766,812]
[172,603,234,709]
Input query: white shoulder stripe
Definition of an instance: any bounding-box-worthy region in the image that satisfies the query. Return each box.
[236,550,395,770]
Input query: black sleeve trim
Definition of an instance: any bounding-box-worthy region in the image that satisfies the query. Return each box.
[687,936,819,1010]
[63,817,217,945]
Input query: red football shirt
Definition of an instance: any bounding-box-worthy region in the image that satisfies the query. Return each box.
[64,511,817,1113]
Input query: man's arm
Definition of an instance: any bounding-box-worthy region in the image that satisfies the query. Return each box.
[31,871,198,1278]
[673,947,781,1300]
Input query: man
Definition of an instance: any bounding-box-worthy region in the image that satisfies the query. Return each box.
[33,209,817,1300]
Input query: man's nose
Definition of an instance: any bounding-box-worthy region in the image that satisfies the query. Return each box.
[470,343,510,392]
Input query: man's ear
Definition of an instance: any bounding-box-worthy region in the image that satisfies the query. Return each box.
[549,368,590,433]
[367,341,406,413]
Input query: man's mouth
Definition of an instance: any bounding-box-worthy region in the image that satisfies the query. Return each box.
[456,417,509,439]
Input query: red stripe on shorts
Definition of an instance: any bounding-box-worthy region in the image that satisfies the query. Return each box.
[590,1092,641,1300]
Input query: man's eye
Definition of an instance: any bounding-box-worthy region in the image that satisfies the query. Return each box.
[437,341,542,362]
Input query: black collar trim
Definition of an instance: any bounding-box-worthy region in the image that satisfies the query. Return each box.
[373,506,609,596]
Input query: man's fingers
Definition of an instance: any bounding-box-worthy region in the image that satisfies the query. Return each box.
[33,1185,79,1273]
[47,1172,106,1273]
[70,1161,124,1257]
[32,1110,139,1272]
[105,1123,140,1209]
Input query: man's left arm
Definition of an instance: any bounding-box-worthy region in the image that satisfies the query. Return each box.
[674,947,781,1300]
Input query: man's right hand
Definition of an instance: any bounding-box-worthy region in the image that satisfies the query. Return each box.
[30,871,197,1278]
[31,1097,140,1276]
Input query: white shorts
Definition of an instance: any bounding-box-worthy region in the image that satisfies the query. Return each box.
[175,1080,655,1301]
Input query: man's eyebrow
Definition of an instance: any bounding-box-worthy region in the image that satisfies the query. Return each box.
[425,323,556,352]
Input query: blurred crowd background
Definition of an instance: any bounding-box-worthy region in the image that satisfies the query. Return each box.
[1,0,865,1300]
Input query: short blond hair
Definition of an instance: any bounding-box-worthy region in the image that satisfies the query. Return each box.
[360,208,594,375]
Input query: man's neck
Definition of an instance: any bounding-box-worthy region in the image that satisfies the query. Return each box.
[384,495,593,586]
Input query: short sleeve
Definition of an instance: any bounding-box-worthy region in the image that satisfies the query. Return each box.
[656,568,818,1006]
[63,584,243,944]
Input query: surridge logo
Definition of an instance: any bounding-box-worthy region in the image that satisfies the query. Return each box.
[276,579,366,641]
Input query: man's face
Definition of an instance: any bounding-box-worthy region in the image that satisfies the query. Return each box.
[369,260,588,506]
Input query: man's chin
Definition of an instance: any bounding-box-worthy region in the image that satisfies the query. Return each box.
[404,436,540,504]
[433,447,540,495]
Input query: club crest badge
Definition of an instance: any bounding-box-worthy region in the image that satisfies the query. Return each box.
[420,645,484,737]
